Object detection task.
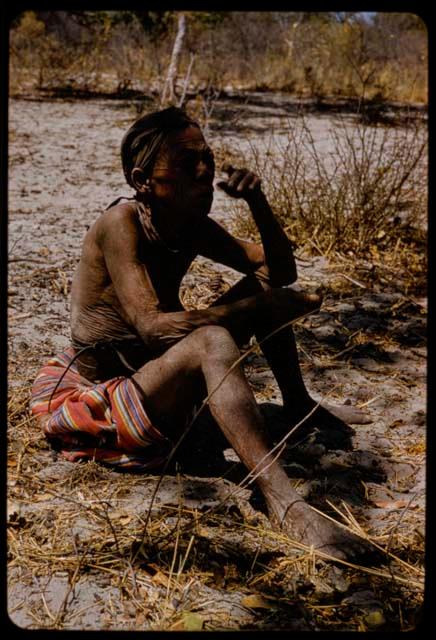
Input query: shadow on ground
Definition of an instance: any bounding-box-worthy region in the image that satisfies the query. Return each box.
[169,401,390,521]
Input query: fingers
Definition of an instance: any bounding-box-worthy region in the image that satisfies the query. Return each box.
[238,171,261,193]
[218,163,261,198]
[227,169,249,191]
[221,162,234,175]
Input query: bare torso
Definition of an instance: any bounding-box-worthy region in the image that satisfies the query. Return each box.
[70,199,200,380]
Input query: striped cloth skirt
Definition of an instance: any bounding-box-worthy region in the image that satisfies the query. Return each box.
[30,348,172,471]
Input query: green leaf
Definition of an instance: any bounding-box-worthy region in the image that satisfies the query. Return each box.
[182,612,204,631]
[364,610,386,628]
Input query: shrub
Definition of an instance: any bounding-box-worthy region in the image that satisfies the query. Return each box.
[229,114,427,285]
[9,12,428,103]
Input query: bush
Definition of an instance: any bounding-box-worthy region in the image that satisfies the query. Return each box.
[9,11,428,103]
[230,114,427,283]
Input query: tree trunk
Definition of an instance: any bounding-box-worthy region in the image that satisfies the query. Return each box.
[160,12,186,106]
[285,13,303,60]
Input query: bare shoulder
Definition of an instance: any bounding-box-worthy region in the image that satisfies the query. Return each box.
[96,202,139,236]
[74,203,140,271]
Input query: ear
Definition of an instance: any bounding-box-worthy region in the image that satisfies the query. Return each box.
[131,167,150,193]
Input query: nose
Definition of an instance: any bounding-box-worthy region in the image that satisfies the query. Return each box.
[195,159,214,183]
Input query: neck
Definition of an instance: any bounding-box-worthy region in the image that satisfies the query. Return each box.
[135,193,195,249]
[154,214,184,249]
[143,199,185,249]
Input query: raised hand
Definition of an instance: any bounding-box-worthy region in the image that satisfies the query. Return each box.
[216,163,262,200]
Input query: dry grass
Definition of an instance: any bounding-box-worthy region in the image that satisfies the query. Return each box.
[7,428,425,630]
[226,114,427,300]
[9,12,428,106]
[7,256,426,631]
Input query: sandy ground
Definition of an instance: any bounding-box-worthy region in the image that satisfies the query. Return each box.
[7,95,426,631]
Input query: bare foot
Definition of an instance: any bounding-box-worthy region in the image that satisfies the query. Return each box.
[270,288,322,320]
[271,499,377,563]
[320,401,372,425]
[288,397,371,426]
[281,401,354,450]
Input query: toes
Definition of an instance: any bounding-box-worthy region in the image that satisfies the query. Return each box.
[323,403,373,425]
[338,409,372,425]
[347,411,373,425]
[315,542,348,562]
[332,534,384,566]
[309,523,382,565]
[317,540,371,564]
[305,292,323,309]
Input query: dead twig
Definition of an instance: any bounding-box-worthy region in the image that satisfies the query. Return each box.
[9,257,48,264]
[52,543,90,628]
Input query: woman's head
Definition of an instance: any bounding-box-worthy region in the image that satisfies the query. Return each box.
[121,107,215,224]
[121,106,200,188]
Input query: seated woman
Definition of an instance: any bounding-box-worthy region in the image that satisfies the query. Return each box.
[31,106,372,562]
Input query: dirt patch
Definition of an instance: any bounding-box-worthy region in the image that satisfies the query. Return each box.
[8,96,425,631]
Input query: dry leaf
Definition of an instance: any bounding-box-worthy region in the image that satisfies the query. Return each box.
[372,499,409,510]
[389,419,404,429]
[241,594,274,610]
[170,619,186,631]
[151,570,170,587]
[183,612,204,631]
[170,612,204,631]
[33,493,53,502]
[111,510,133,525]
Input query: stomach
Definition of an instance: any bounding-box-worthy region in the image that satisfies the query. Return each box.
[71,300,139,346]
[71,302,154,382]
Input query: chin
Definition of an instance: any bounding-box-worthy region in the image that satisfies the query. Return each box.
[193,196,213,216]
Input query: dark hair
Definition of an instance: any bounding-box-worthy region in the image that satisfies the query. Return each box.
[120,106,199,188]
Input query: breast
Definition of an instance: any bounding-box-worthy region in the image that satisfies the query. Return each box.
[138,243,194,311]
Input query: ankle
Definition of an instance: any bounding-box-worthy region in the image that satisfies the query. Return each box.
[282,393,314,412]
[267,496,307,527]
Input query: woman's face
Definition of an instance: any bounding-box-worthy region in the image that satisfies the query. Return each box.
[148,125,215,225]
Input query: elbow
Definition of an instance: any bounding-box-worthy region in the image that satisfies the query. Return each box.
[136,313,166,352]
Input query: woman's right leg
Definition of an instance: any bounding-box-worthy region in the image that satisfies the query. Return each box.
[132,325,372,562]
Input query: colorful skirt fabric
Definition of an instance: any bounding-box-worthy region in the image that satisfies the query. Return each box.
[30,348,172,471]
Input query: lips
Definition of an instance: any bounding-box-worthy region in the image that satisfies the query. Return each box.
[194,187,214,202]
[197,184,214,195]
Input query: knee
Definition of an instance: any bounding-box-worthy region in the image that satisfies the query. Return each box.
[193,326,240,361]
